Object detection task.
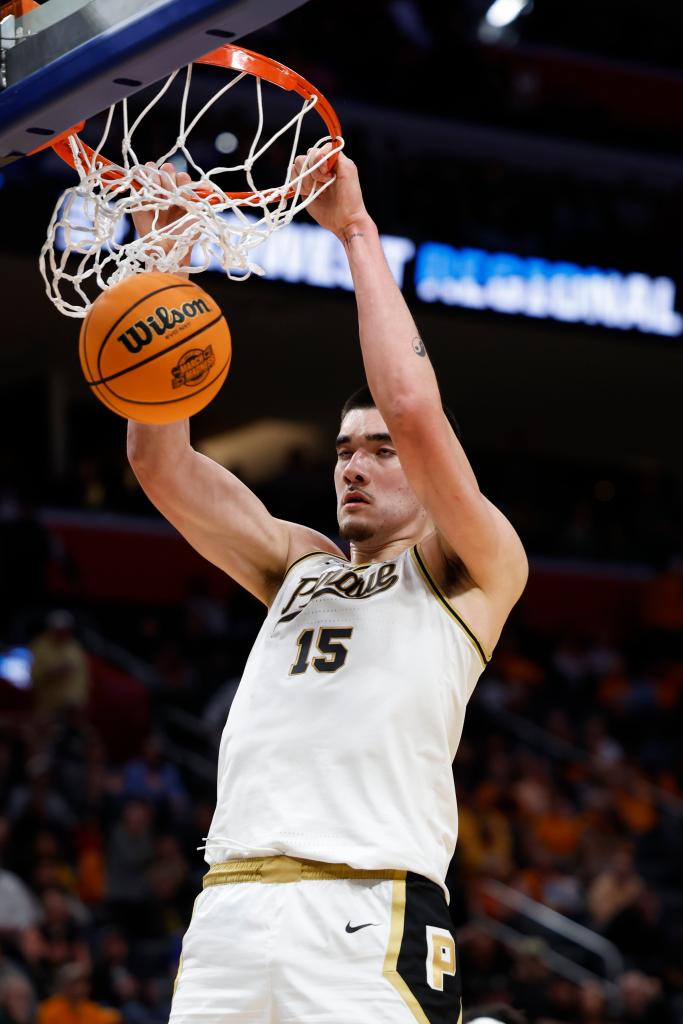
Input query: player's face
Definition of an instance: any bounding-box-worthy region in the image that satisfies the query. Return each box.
[334,407,426,543]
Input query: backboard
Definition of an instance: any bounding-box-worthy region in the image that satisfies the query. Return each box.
[0,0,313,165]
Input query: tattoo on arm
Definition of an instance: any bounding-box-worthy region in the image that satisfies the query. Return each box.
[343,232,364,247]
[412,335,427,357]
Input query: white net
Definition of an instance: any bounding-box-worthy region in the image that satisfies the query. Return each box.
[40,60,344,317]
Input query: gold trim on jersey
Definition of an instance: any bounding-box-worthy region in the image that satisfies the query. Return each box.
[282,549,346,584]
[382,879,430,1024]
[203,855,406,886]
[411,544,490,668]
[281,550,379,584]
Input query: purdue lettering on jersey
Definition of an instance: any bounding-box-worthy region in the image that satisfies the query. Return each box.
[277,561,398,624]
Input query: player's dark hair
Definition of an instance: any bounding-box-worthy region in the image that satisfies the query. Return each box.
[341,384,462,441]
[462,1005,528,1024]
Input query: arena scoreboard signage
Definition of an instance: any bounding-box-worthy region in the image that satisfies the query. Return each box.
[56,201,683,337]
[413,243,682,337]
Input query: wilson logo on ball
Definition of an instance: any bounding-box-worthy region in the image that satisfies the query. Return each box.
[171,346,216,388]
[116,298,212,354]
[80,273,231,425]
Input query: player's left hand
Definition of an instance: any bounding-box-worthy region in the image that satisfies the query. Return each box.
[131,162,199,269]
[292,145,369,238]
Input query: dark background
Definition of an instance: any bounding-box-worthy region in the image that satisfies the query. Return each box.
[0,2,682,1024]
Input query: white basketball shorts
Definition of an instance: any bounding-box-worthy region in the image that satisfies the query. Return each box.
[169,856,462,1024]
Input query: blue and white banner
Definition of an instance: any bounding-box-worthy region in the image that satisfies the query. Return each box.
[414,243,682,337]
[55,197,683,337]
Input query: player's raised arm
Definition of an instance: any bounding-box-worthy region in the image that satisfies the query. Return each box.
[127,419,339,606]
[295,148,528,617]
[127,164,341,605]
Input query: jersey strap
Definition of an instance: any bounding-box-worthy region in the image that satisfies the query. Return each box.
[281,549,346,585]
[410,544,490,668]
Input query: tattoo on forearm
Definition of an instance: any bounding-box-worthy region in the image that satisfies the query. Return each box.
[412,335,427,357]
[343,232,364,246]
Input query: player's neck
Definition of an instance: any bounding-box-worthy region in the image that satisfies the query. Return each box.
[348,526,432,566]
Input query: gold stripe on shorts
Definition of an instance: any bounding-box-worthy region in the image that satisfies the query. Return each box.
[203,855,406,886]
[382,879,429,1024]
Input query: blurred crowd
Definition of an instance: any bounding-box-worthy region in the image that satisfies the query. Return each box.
[453,622,683,1022]
[0,556,681,1022]
[2,446,682,578]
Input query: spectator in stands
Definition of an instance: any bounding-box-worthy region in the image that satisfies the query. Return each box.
[119,735,187,821]
[459,930,514,1007]
[542,975,579,1021]
[105,801,155,937]
[531,792,583,860]
[7,764,75,887]
[50,709,98,817]
[90,930,136,1011]
[509,939,553,1022]
[610,765,658,836]
[37,964,119,1024]
[0,867,41,934]
[457,783,514,879]
[0,973,36,1024]
[576,980,609,1024]
[30,614,89,717]
[584,715,623,769]
[146,835,191,937]
[16,885,89,998]
[601,888,669,976]
[512,840,583,919]
[619,970,668,1024]
[511,753,553,819]
[586,844,644,932]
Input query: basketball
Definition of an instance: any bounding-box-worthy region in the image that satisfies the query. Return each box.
[78,272,231,424]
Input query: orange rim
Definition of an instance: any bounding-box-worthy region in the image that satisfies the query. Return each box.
[47,44,342,204]
[0,0,38,17]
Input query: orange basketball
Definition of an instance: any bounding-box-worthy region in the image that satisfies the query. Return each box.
[79,273,231,424]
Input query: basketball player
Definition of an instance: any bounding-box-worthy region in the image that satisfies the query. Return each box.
[127,150,528,1023]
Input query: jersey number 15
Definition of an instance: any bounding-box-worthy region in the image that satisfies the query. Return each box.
[289,627,353,675]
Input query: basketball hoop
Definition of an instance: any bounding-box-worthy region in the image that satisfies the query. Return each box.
[39,44,344,317]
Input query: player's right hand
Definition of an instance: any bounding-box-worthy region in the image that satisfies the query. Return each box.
[293,147,369,239]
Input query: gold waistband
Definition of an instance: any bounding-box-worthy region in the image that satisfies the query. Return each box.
[203,855,407,886]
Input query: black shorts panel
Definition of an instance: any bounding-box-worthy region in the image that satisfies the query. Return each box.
[387,873,462,1024]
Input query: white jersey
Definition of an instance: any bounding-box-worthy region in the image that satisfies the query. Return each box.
[204,543,489,896]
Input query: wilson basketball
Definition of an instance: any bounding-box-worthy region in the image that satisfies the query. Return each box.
[79,273,231,424]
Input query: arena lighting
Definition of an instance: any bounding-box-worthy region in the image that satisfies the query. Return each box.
[485,0,531,28]
[197,420,325,481]
[0,647,32,689]
[53,196,683,337]
[215,131,239,155]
